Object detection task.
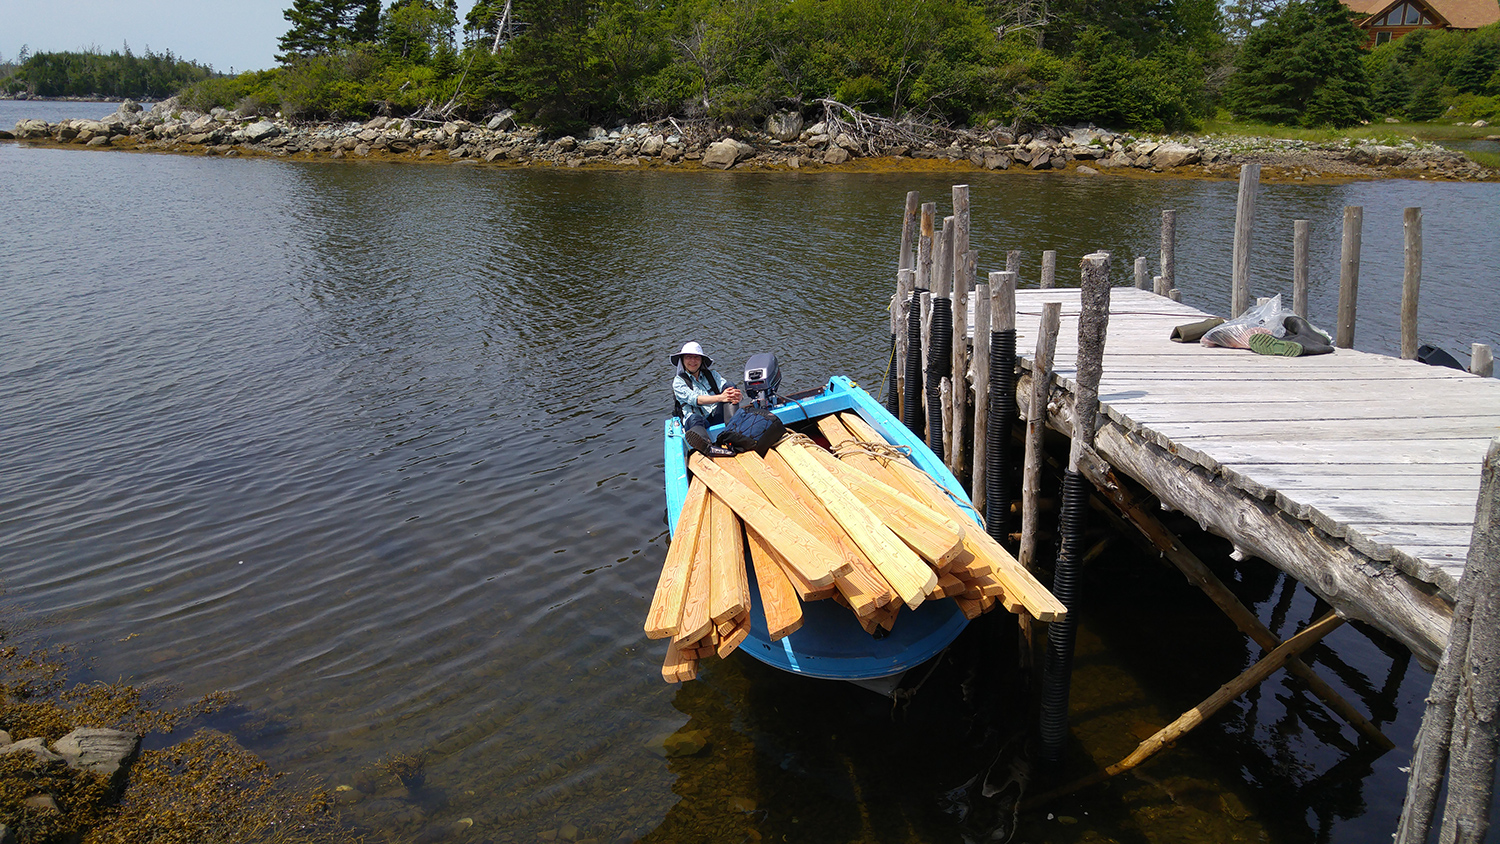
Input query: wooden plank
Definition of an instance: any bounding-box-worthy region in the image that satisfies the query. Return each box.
[673,539,713,646]
[662,638,697,683]
[775,440,937,608]
[836,413,1067,621]
[645,480,709,639]
[716,612,751,658]
[802,445,967,569]
[688,452,848,587]
[706,492,748,625]
[745,528,804,640]
[729,450,891,614]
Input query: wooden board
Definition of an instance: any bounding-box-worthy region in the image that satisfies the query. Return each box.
[645,480,709,639]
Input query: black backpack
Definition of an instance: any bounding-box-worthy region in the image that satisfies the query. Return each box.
[716,404,786,456]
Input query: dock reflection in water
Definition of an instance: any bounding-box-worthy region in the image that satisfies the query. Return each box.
[1,141,1496,842]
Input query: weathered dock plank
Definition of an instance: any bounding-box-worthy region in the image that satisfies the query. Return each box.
[1011,287,1500,664]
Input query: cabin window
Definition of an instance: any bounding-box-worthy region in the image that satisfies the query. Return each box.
[1376,3,1432,26]
[1376,30,1393,43]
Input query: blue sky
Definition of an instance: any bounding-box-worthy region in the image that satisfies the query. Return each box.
[2,0,472,74]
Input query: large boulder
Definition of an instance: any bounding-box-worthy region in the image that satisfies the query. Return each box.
[823,146,850,165]
[53,728,139,780]
[766,111,804,142]
[1151,142,1200,169]
[703,138,752,169]
[1346,145,1408,166]
[244,121,280,143]
[487,109,517,131]
[14,119,51,139]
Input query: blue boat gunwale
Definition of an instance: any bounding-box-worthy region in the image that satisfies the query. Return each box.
[662,376,980,680]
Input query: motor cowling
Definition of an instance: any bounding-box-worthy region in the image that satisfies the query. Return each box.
[743,353,781,408]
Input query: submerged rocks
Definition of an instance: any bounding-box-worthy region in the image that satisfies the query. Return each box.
[5,100,1495,181]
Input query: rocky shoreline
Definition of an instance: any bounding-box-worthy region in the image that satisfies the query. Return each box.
[4,99,1496,182]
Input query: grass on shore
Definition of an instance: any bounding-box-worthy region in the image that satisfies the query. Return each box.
[1200,117,1499,168]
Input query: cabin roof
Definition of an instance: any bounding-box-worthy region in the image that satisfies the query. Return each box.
[1344,0,1500,29]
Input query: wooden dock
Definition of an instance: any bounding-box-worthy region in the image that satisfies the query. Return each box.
[1012,286,1500,665]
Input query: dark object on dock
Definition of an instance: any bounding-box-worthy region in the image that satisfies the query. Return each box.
[1417,343,1465,371]
[903,289,925,434]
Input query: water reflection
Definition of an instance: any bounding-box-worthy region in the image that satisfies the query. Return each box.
[1,145,1496,844]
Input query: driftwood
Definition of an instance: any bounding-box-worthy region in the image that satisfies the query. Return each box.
[1027,610,1346,806]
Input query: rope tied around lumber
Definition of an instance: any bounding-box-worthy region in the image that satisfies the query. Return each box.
[825,436,973,514]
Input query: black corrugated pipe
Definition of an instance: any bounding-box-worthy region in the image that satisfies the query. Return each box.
[984,328,1017,541]
[925,297,952,461]
[1039,468,1089,766]
[902,291,925,435]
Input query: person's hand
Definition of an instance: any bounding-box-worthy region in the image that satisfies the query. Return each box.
[721,387,742,404]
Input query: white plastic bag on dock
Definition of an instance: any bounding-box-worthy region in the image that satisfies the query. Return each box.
[1201,295,1285,349]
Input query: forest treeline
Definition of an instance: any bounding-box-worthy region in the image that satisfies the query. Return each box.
[4,0,1498,134]
[0,46,217,100]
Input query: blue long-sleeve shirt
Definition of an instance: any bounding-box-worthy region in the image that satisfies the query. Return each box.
[673,369,729,422]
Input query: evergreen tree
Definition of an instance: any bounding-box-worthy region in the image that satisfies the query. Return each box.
[1224,0,1371,126]
[279,0,346,59]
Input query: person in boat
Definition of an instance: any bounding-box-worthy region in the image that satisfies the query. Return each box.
[671,341,741,456]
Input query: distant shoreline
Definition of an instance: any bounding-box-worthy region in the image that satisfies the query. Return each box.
[5,100,1496,183]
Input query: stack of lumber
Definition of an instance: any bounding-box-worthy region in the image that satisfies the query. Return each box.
[645,412,1066,683]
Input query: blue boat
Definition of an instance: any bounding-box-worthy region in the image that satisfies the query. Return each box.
[662,376,977,682]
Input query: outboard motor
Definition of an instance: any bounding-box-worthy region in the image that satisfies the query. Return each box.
[744,353,782,408]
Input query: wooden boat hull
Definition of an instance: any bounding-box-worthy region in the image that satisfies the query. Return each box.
[663,377,975,681]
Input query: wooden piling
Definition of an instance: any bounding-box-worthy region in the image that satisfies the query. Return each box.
[1337,206,1363,349]
[1160,209,1176,293]
[895,268,912,418]
[1007,249,1021,279]
[1040,250,1056,289]
[972,281,991,516]
[1232,164,1260,318]
[1396,439,1500,844]
[952,187,973,478]
[1402,207,1422,361]
[1040,251,1111,766]
[1474,344,1494,378]
[1293,220,1310,319]
[1020,302,1062,572]
[899,191,920,272]
[1134,256,1148,290]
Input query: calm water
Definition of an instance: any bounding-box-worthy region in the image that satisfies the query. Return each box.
[4,112,1500,844]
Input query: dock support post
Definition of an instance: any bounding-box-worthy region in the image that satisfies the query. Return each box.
[1040,251,1111,767]
[893,269,912,418]
[1160,209,1176,294]
[927,220,953,462]
[890,193,920,417]
[1337,206,1363,349]
[1021,302,1062,572]
[1474,345,1494,378]
[1293,220,1310,319]
[1232,165,1259,318]
[1401,207,1422,361]
[1134,256,1148,290]
[1040,250,1056,289]
[985,272,1018,543]
[903,204,934,434]
[971,281,991,516]
[952,187,973,480]
[1396,439,1500,844]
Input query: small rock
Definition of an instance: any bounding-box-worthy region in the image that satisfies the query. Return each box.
[1219,792,1251,821]
[822,146,850,165]
[22,795,59,812]
[1076,164,1100,176]
[661,730,709,757]
[1,738,64,764]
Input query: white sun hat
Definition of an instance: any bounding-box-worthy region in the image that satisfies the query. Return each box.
[670,341,713,368]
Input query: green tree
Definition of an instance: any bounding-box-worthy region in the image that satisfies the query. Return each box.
[1224,0,1371,126]
[279,0,384,61]
[381,0,459,62]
